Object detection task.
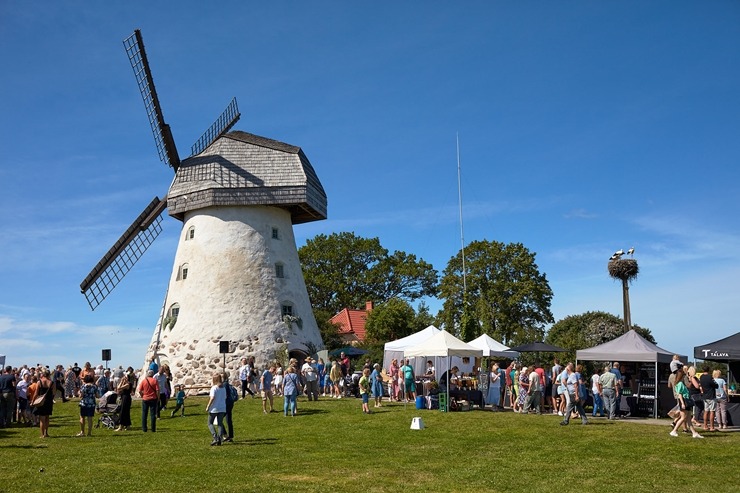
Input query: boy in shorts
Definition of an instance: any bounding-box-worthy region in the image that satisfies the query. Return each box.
[261,366,275,413]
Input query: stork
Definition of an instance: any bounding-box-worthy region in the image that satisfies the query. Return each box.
[627,247,635,256]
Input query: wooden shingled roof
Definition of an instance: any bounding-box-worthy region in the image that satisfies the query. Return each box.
[167,131,327,224]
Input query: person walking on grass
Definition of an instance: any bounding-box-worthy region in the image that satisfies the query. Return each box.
[598,365,617,420]
[77,374,99,437]
[523,367,541,414]
[401,359,415,402]
[282,366,301,417]
[591,368,605,417]
[32,370,55,438]
[359,368,371,414]
[699,369,718,431]
[206,374,227,446]
[330,360,343,399]
[170,385,186,417]
[137,370,159,433]
[222,374,237,442]
[261,365,275,413]
[670,368,703,439]
[713,369,729,430]
[560,363,588,427]
[238,358,256,399]
[371,363,384,408]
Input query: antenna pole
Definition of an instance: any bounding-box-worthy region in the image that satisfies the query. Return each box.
[457,133,467,293]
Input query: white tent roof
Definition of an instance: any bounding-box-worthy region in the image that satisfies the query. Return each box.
[467,334,520,358]
[576,329,686,364]
[382,325,442,375]
[384,325,441,351]
[405,330,484,358]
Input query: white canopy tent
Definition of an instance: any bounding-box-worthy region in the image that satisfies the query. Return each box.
[404,330,484,401]
[467,334,520,359]
[382,325,441,376]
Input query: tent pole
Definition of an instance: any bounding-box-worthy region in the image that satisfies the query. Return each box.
[654,361,658,419]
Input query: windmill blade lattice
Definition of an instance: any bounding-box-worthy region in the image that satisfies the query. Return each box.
[190,98,241,156]
[123,30,181,170]
[80,197,167,310]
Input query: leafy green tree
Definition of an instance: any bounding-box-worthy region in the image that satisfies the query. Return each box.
[546,311,655,364]
[363,298,436,365]
[313,308,343,351]
[438,240,553,346]
[299,232,439,316]
[414,301,436,331]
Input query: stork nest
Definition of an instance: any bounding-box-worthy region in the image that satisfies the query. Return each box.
[608,258,639,281]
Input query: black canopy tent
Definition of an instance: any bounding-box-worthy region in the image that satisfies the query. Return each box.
[694,331,740,427]
[694,331,740,390]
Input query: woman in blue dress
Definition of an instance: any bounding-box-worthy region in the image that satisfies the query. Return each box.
[485,362,501,410]
[370,363,384,408]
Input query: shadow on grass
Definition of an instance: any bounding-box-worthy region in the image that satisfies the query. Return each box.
[229,437,279,447]
[0,443,46,449]
[290,409,328,416]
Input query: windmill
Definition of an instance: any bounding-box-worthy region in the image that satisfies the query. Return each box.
[80,30,327,385]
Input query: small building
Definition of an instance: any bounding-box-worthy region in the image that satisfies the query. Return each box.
[331,301,374,344]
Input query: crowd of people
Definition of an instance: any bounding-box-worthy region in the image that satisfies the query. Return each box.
[0,352,732,444]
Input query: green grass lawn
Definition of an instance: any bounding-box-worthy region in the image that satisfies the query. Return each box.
[1,396,737,493]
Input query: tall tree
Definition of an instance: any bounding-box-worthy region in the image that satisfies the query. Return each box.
[438,240,553,345]
[298,232,439,316]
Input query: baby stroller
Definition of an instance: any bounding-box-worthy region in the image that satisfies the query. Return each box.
[343,371,361,398]
[95,391,121,430]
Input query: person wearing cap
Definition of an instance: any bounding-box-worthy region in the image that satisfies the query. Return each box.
[302,357,319,401]
[137,370,160,432]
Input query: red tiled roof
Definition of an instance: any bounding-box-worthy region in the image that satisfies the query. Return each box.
[330,308,369,342]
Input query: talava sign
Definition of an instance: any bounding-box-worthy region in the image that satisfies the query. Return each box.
[701,349,730,358]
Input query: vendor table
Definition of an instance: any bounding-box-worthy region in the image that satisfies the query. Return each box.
[448,390,484,409]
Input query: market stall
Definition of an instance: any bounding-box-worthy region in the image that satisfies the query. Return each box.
[576,330,686,418]
[694,331,740,426]
[404,330,483,410]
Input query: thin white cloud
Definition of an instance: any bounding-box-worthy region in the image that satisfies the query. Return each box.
[564,208,598,219]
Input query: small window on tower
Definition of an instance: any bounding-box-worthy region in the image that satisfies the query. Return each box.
[169,303,180,318]
[272,227,280,240]
[186,226,195,240]
[275,263,284,279]
[281,304,293,317]
[178,263,189,281]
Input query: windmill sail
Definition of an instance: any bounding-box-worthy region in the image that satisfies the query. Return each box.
[190,97,241,156]
[123,30,181,171]
[80,197,167,310]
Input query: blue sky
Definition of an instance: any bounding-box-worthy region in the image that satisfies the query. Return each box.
[1,2,739,368]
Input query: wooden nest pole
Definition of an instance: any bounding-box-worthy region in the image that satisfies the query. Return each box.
[608,258,639,333]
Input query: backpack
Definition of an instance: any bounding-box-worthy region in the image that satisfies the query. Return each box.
[226,383,239,404]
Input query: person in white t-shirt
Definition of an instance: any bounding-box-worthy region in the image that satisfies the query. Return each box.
[206,374,226,446]
[591,368,604,417]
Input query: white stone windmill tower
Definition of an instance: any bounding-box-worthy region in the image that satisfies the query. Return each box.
[80,30,326,385]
